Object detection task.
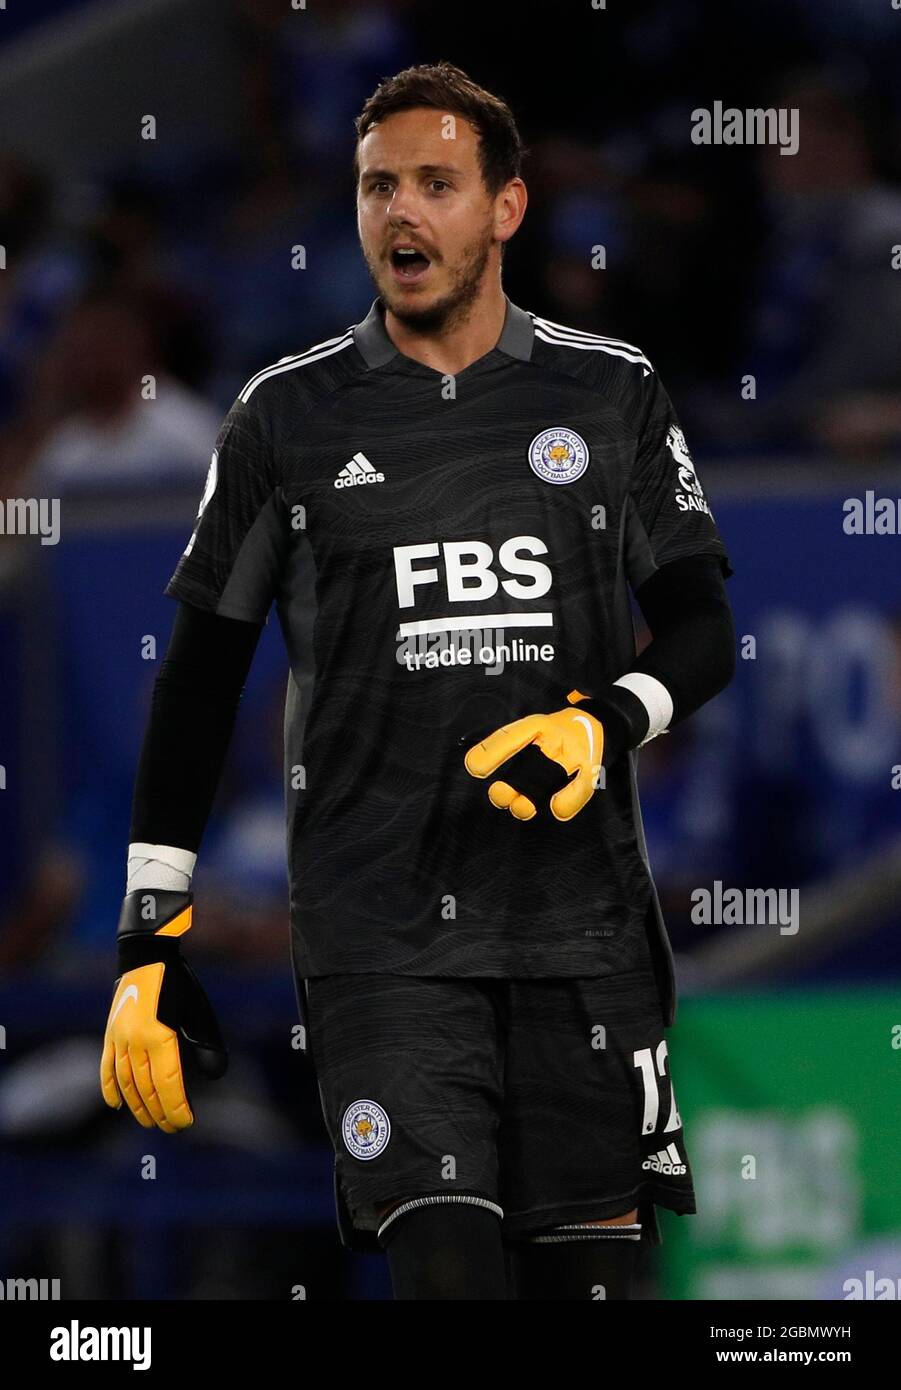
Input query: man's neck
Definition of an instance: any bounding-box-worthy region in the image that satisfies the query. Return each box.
[382,281,508,376]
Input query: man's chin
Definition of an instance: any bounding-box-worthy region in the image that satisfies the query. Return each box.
[380,285,453,332]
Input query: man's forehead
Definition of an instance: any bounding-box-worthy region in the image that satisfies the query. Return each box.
[358,108,479,169]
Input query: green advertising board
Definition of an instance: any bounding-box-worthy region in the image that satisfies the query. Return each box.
[657,991,901,1300]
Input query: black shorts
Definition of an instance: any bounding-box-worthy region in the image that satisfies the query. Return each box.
[301,967,695,1251]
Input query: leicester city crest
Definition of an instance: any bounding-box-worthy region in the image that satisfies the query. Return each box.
[342,1099,391,1161]
[528,427,590,485]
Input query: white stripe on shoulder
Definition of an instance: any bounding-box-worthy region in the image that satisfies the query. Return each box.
[531,313,647,353]
[533,325,653,371]
[531,315,653,370]
[238,330,355,403]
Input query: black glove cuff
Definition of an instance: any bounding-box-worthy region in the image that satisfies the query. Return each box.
[117,932,182,975]
[116,889,192,974]
[117,889,192,938]
[569,685,650,767]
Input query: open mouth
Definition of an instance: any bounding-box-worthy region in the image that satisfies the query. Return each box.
[390,246,432,282]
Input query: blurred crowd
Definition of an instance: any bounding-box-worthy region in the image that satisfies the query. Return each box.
[1,0,901,500]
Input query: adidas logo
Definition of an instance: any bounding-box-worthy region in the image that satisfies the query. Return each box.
[334,451,386,489]
[642,1143,686,1176]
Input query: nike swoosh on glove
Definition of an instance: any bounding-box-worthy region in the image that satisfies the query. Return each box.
[100,890,227,1133]
[462,690,604,821]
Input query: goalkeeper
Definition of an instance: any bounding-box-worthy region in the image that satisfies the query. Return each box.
[101,61,736,1301]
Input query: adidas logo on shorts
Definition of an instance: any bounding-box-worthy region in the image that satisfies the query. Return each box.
[334,452,386,488]
[642,1142,687,1176]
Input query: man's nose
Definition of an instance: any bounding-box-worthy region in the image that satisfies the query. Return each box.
[386,187,421,224]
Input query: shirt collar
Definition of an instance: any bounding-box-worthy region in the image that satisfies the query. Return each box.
[353,294,534,370]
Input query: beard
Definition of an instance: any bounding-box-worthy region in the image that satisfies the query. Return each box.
[365,223,494,334]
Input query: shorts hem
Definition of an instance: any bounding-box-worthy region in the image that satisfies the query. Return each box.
[347,1184,499,1235]
[501,1185,696,1245]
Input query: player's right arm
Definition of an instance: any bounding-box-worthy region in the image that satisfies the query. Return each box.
[100,602,264,1131]
[101,382,289,1131]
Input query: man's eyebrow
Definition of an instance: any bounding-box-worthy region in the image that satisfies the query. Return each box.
[359,163,465,181]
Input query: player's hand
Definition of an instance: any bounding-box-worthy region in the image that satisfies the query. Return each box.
[100,891,227,1133]
[462,693,604,822]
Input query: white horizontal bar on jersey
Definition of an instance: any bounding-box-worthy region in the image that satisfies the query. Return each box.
[398,613,554,638]
[238,330,355,403]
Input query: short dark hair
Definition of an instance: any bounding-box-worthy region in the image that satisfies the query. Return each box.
[354,61,525,195]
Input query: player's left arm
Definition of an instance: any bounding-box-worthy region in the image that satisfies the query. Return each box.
[462,555,735,820]
[567,550,736,760]
[601,354,736,753]
[463,361,736,820]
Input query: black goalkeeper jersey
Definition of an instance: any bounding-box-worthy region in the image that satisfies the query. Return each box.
[166,296,731,1021]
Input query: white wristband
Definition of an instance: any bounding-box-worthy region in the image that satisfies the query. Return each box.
[613,673,674,745]
[127,842,197,894]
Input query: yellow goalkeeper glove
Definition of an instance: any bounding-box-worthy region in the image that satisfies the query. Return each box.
[100,890,227,1133]
[462,689,604,822]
